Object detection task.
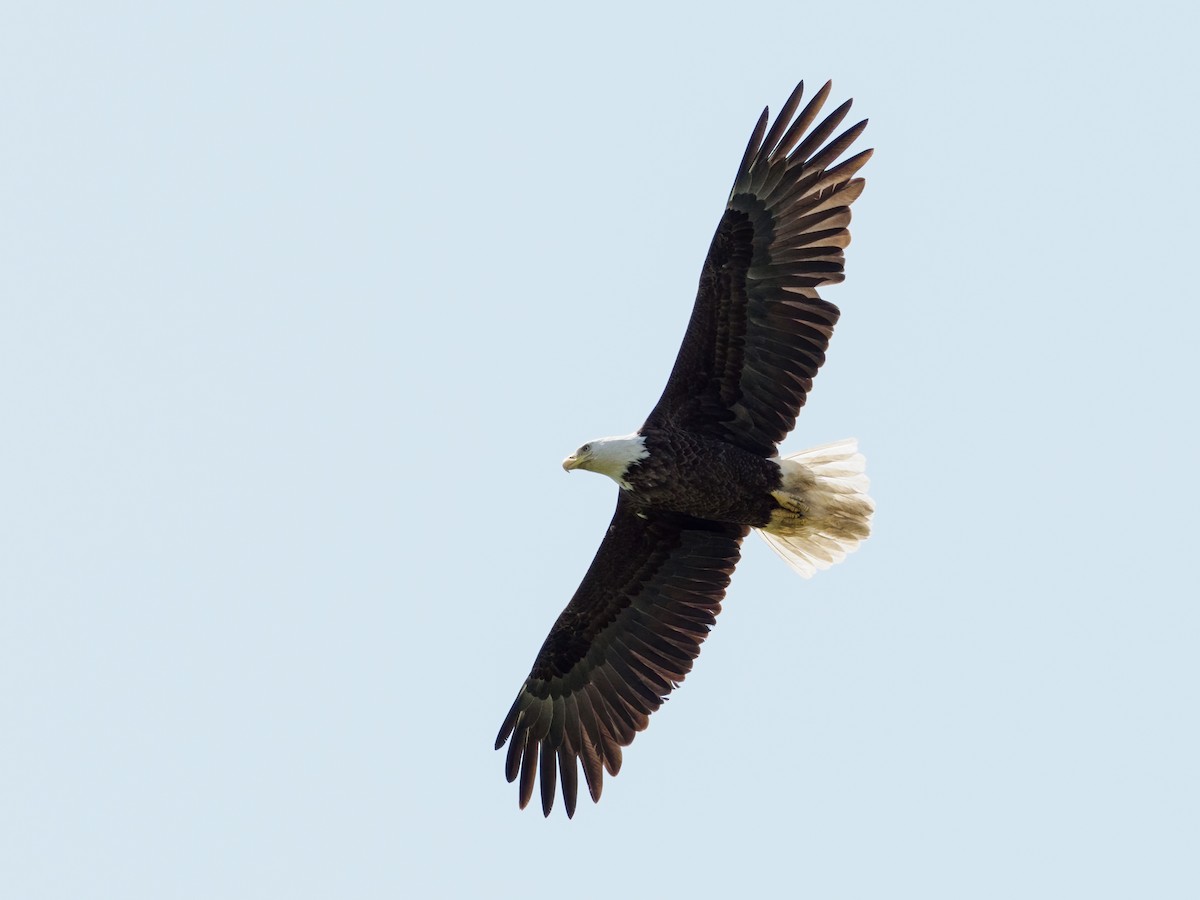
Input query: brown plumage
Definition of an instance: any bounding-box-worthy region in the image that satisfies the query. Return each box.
[496,80,874,817]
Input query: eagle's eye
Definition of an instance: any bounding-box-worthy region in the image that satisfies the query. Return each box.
[581,443,592,454]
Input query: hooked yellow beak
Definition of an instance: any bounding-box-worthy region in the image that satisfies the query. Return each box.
[562,454,580,472]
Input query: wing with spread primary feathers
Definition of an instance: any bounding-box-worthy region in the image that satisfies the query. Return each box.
[643,81,871,457]
[495,495,746,817]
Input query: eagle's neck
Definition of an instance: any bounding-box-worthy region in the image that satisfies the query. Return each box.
[586,434,649,488]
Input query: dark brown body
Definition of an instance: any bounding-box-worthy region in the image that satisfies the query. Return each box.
[626,428,784,527]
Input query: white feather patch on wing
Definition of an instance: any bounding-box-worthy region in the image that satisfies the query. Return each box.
[759,438,874,578]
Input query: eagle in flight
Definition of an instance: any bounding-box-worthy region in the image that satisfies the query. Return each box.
[496,80,874,817]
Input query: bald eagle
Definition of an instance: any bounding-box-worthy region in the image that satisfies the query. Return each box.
[496,81,874,817]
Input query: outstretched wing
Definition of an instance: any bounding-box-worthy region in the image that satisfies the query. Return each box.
[495,495,746,817]
[644,81,872,457]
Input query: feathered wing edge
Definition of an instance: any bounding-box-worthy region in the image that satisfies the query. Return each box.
[495,504,745,817]
[645,80,872,456]
[730,79,872,236]
[724,81,873,448]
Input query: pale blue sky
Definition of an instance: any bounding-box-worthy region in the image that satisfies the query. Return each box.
[3,1,1198,897]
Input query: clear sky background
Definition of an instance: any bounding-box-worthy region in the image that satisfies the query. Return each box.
[3,2,1198,897]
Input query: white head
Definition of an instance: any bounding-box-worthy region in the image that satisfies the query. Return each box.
[562,433,649,488]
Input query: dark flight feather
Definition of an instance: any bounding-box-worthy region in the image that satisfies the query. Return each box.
[496,496,744,816]
[645,83,870,456]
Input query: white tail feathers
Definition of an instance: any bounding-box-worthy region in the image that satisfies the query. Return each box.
[759,438,874,578]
